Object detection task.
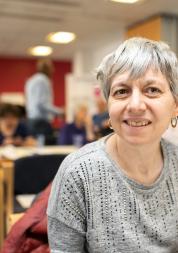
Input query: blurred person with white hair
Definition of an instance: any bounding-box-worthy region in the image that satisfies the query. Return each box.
[58,104,95,147]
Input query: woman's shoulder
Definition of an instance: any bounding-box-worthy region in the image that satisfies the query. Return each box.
[162,137,178,158]
[64,139,104,166]
[54,139,106,182]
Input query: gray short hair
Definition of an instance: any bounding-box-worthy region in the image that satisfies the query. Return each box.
[96,37,178,101]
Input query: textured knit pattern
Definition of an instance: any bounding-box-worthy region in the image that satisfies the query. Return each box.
[47,137,178,253]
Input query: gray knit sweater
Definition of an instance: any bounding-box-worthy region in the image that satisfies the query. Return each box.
[47,137,178,253]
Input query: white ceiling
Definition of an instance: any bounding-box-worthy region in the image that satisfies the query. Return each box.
[0,0,178,60]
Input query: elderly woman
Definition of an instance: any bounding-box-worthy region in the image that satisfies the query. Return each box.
[47,37,178,252]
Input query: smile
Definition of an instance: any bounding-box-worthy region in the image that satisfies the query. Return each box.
[124,120,151,127]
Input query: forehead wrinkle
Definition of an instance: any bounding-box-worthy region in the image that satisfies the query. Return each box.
[111,70,169,91]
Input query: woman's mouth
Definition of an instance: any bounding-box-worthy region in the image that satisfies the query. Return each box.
[124,119,151,127]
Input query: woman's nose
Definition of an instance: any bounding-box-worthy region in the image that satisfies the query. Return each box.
[126,89,146,113]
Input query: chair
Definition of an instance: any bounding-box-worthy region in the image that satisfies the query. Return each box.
[14,154,66,195]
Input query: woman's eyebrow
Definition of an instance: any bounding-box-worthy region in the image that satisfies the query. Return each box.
[144,80,156,85]
[143,79,166,86]
[110,83,128,92]
[111,78,129,87]
[111,77,166,89]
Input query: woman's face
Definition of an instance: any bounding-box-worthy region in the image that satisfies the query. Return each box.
[108,68,178,145]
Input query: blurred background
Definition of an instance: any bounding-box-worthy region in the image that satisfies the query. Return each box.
[0,0,178,122]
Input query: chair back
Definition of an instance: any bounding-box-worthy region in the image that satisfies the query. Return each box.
[14,154,66,194]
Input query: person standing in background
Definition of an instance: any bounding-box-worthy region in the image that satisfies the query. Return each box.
[25,58,63,143]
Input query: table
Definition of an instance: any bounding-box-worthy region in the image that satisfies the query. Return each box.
[0,145,77,160]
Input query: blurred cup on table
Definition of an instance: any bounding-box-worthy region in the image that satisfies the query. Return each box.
[37,134,45,147]
[72,134,83,148]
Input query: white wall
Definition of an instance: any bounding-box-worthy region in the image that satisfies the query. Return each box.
[66,29,125,121]
[72,29,124,76]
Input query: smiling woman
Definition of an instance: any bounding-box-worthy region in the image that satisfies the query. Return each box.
[47,37,178,253]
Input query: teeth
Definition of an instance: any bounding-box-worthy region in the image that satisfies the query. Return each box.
[127,120,150,127]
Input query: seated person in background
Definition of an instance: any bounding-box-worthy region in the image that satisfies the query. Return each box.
[0,103,36,146]
[58,104,95,147]
[93,93,113,138]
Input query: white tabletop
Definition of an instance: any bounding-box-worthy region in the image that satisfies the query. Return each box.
[0,145,77,160]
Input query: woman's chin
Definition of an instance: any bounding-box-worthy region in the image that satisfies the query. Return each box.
[120,135,154,146]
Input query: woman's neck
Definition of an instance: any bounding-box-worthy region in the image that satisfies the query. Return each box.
[106,134,163,186]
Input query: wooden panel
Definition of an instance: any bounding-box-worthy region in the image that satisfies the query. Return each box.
[0,169,4,249]
[126,16,162,41]
[0,161,14,234]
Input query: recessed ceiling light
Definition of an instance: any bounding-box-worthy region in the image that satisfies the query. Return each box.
[47,31,76,44]
[28,46,53,56]
[110,0,140,3]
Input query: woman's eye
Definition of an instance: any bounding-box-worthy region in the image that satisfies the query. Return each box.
[145,87,162,96]
[113,88,129,97]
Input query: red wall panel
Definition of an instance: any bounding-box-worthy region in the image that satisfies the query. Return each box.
[0,57,71,106]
